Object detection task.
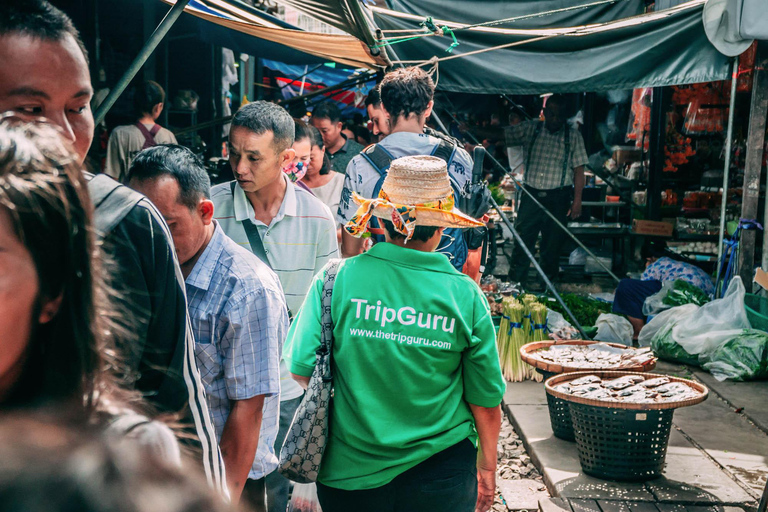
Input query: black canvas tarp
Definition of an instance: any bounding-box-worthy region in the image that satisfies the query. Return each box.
[370,0,732,94]
[386,0,646,29]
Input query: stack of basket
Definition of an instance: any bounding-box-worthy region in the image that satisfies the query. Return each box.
[519,340,657,441]
[545,371,708,481]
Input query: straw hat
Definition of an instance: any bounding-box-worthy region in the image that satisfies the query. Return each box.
[344,155,484,241]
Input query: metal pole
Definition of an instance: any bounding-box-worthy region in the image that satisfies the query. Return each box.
[491,199,589,339]
[715,57,739,287]
[93,0,191,126]
[739,41,768,288]
[439,106,621,282]
[647,87,668,221]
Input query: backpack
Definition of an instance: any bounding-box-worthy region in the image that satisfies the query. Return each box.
[359,138,471,270]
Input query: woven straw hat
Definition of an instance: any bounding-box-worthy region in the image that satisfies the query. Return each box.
[345,155,484,240]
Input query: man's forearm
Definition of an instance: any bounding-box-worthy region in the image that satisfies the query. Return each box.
[219,396,265,502]
[469,403,502,469]
[573,165,585,202]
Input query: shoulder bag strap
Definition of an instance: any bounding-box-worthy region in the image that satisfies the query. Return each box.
[230,181,271,269]
[319,259,341,381]
[135,123,159,150]
[525,121,544,179]
[87,173,145,239]
[561,125,571,188]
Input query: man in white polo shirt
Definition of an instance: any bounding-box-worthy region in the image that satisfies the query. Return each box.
[211,100,339,512]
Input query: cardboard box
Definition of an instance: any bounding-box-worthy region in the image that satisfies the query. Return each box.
[632,219,674,237]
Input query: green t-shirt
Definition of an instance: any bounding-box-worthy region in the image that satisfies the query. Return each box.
[283,243,505,491]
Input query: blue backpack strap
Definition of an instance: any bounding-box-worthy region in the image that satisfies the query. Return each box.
[430,138,457,169]
[360,143,395,178]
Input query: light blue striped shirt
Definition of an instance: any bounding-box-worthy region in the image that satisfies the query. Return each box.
[186,222,288,480]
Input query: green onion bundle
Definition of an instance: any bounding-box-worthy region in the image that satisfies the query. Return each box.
[497,298,528,382]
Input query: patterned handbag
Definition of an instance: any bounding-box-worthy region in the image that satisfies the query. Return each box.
[278,259,340,483]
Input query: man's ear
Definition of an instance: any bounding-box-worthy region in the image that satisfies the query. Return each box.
[281,147,297,168]
[38,294,63,325]
[423,100,435,119]
[335,121,343,132]
[199,199,215,225]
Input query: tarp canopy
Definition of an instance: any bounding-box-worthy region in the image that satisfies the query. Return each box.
[386,0,647,29]
[369,0,732,94]
[159,0,387,68]
[263,60,374,114]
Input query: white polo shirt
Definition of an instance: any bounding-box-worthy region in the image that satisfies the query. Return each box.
[212,174,339,400]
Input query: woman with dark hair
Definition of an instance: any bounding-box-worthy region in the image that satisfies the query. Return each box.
[0,117,180,463]
[105,80,177,182]
[613,239,714,343]
[296,122,344,215]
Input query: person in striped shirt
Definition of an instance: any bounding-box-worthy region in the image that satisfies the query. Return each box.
[212,101,339,512]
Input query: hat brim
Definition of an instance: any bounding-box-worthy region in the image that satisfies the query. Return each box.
[703,0,753,57]
[366,203,485,229]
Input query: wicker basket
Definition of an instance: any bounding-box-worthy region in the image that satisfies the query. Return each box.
[520,340,657,375]
[522,341,657,441]
[545,371,708,481]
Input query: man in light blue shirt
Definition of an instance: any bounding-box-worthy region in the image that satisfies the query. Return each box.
[338,67,474,271]
[128,145,287,511]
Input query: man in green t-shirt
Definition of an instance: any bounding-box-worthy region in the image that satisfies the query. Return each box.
[283,155,505,512]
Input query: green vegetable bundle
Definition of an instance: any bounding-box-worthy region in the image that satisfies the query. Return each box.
[650,321,699,366]
[541,293,612,328]
[497,298,528,382]
[662,280,711,308]
[702,329,768,381]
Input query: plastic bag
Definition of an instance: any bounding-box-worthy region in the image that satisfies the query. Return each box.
[701,329,768,381]
[638,303,697,348]
[642,281,677,316]
[672,277,750,357]
[547,309,578,340]
[594,313,633,345]
[643,280,710,316]
[288,483,322,512]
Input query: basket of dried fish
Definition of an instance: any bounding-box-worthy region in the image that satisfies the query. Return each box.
[545,371,708,481]
[520,341,657,377]
[520,341,658,441]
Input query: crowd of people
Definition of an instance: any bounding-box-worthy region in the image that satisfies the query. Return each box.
[0,2,506,512]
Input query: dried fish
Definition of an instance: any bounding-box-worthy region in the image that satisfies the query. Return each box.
[570,384,602,395]
[582,388,612,400]
[603,375,644,390]
[641,377,670,388]
[570,375,601,386]
[617,384,647,397]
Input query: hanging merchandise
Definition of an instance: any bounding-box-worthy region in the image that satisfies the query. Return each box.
[672,83,728,134]
[737,42,757,93]
[627,88,651,149]
[663,113,696,172]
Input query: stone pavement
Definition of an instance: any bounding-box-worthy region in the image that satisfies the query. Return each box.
[502,362,768,511]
